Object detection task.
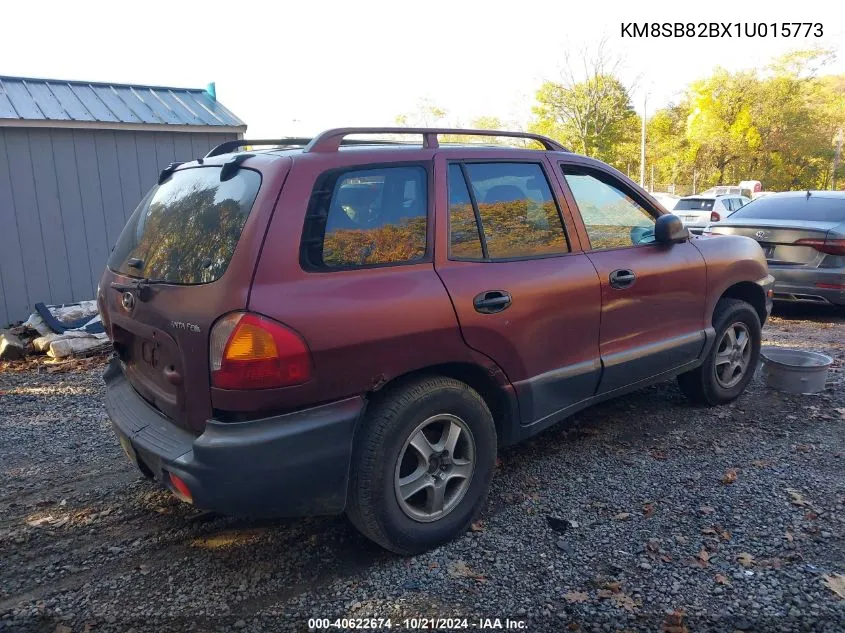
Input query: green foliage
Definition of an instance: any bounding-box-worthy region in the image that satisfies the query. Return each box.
[529,75,638,162]
[650,49,845,191]
[394,49,845,191]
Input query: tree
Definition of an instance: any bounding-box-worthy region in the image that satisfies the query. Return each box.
[529,42,638,163]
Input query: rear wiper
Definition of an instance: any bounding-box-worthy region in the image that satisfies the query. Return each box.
[110,276,170,301]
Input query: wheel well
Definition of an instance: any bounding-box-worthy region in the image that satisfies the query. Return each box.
[719,282,767,324]
[368,363,514,445]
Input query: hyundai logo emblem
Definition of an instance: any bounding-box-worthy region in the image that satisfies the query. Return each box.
[121,292,136,312]
[755,230,768,239]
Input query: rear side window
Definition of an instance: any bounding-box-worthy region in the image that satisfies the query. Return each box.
[448,164,484,259]
[448,162,569,260]
[302,166,428,269]
[108,167,261,284]
[674,198,715,211]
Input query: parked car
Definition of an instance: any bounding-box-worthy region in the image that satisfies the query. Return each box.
[99,127,774,554]
[673,194,751,233]
[651,192,681,211]
[703,191,845,307]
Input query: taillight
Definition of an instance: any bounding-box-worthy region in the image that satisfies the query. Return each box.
[210,312,312,389]
[794,237,845,256]
[710,211,721,222]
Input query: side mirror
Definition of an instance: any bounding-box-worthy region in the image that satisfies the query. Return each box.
[655,214,689,244]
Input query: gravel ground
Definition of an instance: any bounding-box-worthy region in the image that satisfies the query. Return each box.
[1,305,844,633]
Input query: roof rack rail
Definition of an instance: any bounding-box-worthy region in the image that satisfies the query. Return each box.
[304,127,567,153]
[205,137,422,158]
[205,138,312,158]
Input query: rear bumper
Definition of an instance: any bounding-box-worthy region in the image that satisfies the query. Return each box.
[769,267,845,306]
[103,359,363,517]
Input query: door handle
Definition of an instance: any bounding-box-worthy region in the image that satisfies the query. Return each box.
[473,290,512,314]
[609,269,636,289]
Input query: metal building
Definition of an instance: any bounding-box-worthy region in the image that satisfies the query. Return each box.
[0,76,247,325]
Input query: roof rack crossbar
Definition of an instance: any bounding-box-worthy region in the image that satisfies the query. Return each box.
[304,127,567,153]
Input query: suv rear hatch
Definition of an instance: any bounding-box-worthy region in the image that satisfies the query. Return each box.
[99,157,289,432]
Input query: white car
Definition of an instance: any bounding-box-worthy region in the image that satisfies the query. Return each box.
[672,194,751,234]
[650,192,681,211]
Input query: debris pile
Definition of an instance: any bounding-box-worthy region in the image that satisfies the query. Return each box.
[0,301,109,361]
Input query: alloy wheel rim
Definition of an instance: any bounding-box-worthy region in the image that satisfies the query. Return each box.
[393,414,476,523]
[714,322,752,389]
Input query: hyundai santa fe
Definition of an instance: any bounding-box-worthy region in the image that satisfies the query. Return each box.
[99,127,774,554]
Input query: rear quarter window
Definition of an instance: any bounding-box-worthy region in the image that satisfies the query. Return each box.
[108,167,262,284]
[301,165,428,269]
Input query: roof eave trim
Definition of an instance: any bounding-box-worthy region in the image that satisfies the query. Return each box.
[0,119,247,134]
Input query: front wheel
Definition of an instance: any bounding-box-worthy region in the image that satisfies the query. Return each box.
[678,298,761,406]
[346,376,496,555]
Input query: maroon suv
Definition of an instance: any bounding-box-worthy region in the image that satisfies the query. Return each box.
[99,128,774,554]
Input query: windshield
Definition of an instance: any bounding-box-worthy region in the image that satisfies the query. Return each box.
[674,198,714,211]
[728,195,845,223]
[108,167,262,284]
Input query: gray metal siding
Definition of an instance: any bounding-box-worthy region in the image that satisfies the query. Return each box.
[0,128,238,325]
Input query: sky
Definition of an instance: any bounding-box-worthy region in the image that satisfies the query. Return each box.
[2,0,844,137]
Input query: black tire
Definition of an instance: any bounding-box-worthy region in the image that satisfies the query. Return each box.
[346,376,497,555]
[678,298,761,406]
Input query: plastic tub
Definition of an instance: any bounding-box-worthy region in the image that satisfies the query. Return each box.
[760,346,833,394]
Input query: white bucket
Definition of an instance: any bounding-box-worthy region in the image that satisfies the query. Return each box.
[760,346,833,395]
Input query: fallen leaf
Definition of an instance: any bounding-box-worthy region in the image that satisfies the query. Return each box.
[55,626,72,633]
[470,521,485,533]
[563,590,590,604]
[786,489,809,507]
[603,580,622,593]
[566,624,580,631]
[758,557,782,569]
[795,444,815,453]
[721,469,738,485]
[613,512,632,521]
[427,561,439,570]
[737,552,755,568]
[612,592,638,612]
[835,408,845,421]
[751,459,772,468]
[785,531,794,543]
[642,502,656,518]
[715,573,731,585]
[701,526,718,536]
[597,588,614,599]
[649,449,668,460]
[660,554,673,563]
[720,530,732,541]
[662,609,688,633]
[700,506,715,515]
[823,573,845,599]
[697,548,711,567]
[805,511,818,520]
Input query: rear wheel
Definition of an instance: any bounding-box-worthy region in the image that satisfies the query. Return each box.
[347,376,496,555]
[678,298,761,406]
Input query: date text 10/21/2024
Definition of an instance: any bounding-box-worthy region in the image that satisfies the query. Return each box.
[308,618,528,630]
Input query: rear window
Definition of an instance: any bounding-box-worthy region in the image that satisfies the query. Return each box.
[108,167,261,284]
[727,195,845,222]
[674,198,714,211]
